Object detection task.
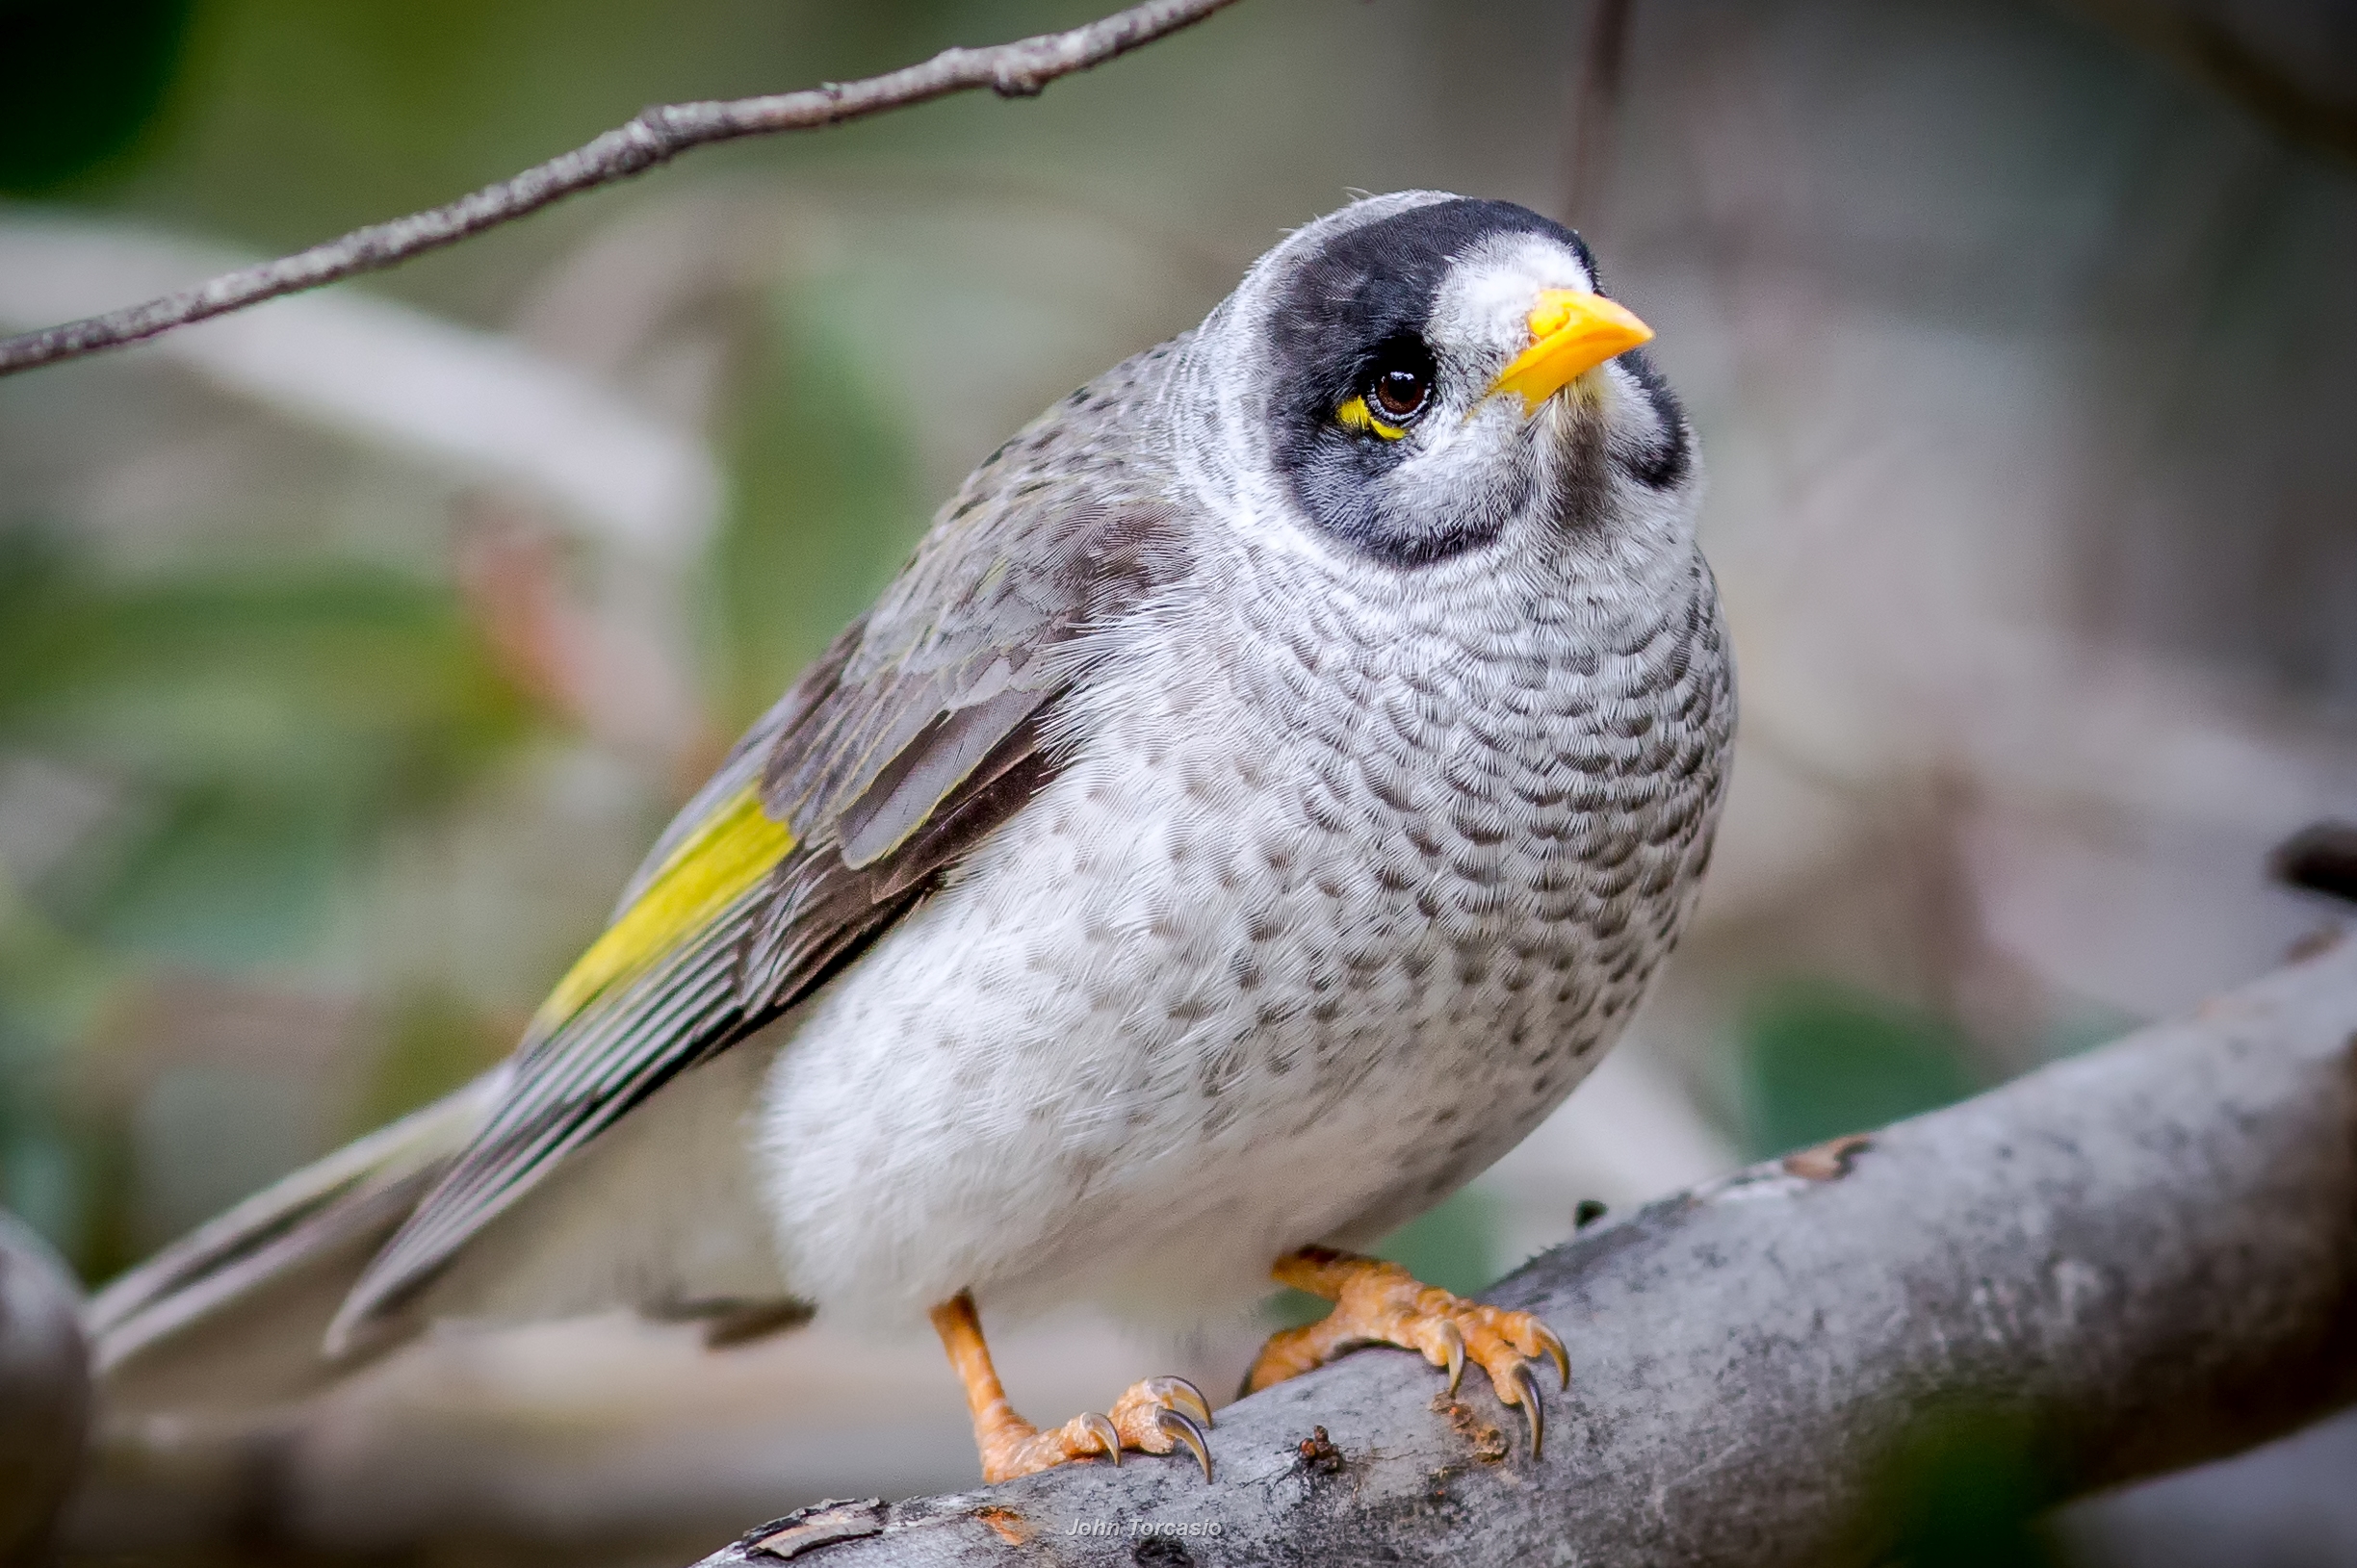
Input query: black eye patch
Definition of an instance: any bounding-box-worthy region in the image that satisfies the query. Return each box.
[1264,198,1594,564]
[1267,198,1593,422]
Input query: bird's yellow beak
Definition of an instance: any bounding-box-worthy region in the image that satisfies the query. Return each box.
[1489,289,1654,413]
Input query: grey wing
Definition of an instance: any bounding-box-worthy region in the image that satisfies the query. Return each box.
[327,348,1194,1347]
[89,1072,501,1399]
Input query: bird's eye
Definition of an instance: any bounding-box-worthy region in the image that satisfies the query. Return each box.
[1367,338,1435,421]
[1337,338,1437,439]
[1374,367,1429,420]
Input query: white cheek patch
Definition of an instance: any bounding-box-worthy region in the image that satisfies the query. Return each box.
[1427,232,1597,382]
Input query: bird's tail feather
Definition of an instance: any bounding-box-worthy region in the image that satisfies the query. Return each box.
[88,1071,503,1417]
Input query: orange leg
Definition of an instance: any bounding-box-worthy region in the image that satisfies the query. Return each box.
[1246,1247,1568,1456]
[927,1291,1213,1483]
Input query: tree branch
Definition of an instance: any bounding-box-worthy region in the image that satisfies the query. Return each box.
[0,0,1243,378]
[2059,0,2357,166]
[692,936,2357,1565]
[0,1213,89,1568]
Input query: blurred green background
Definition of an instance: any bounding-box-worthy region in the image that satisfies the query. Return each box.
[4,0,2356,1560]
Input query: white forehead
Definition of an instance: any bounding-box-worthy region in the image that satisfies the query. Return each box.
[1428,231,1598,354]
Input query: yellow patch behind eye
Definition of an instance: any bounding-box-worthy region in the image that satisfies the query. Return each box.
[1337,395,1408,441]
[532,785,796,1031]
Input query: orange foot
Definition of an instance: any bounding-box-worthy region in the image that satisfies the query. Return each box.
[1246,1247,1568,1456]
[928,1291,1213,1483]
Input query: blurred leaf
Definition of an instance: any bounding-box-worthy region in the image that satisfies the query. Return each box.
[0,522,542,1267]
[1378,1185,1498,1299]
[0,526,538,965]
[1855,1403,2076,1567]
[0,871,129,1275]
[124,0,837,293]
[349,987,510,1136]
[712,272,924,729]
[0,856,119,1040]
[0,0,194,193]
[0,1129,80,1264]
[0,1001,84,1264]
[1737,978,1981,1159]
[0,558,529,786]
[65,783,354,967]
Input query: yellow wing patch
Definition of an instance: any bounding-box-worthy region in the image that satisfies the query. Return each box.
[532,786,796,1031]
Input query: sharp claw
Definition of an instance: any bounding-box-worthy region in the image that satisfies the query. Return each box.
[1532,1321,1570,1390]
[1438,1321,1465,1395]
[1082,1411,1122,1466]
[1157,1407,1214,1481]
[1163,1376,1214,1428]
[1504,1363,1544,1459]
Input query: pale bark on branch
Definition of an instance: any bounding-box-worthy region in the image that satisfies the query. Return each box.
[0,0,1243,378]
[693,936,2357,1566]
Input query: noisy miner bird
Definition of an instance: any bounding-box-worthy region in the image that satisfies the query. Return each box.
[91,192,1733,1484]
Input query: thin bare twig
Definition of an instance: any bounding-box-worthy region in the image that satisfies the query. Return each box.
[0,0,1244,378]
